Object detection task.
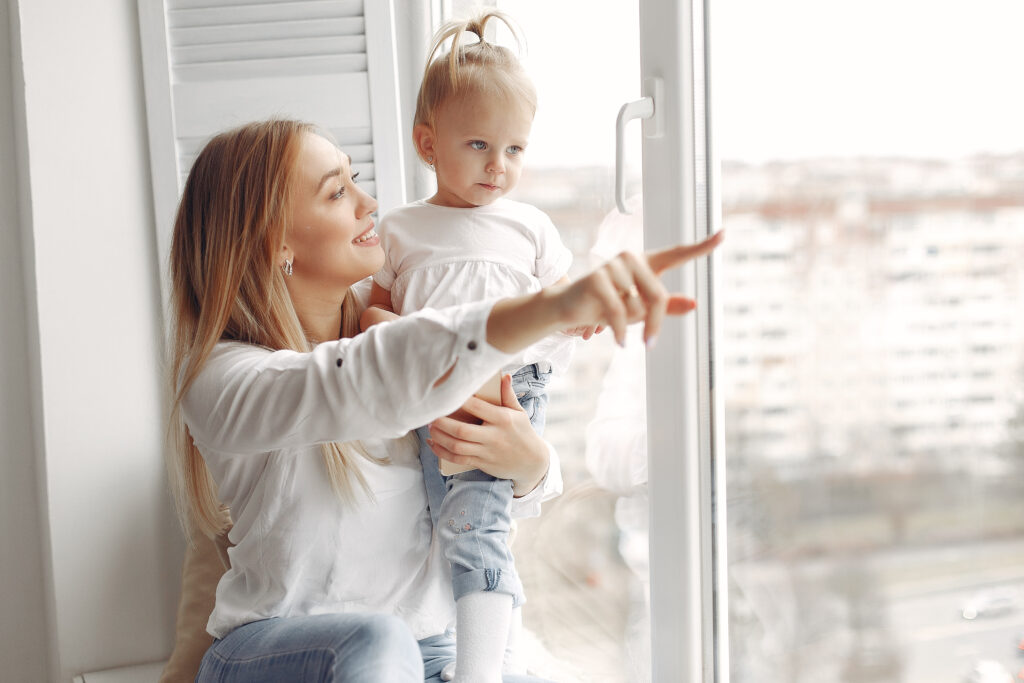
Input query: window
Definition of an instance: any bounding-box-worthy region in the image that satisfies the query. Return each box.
[714,2,1024,681]
[473,2,649,680]
[494,1,1024,681]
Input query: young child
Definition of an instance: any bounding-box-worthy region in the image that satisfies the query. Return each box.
[360,11,595,682]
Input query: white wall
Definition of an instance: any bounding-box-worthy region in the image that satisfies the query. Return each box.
[4,0,179,680]
[0,1,50,681]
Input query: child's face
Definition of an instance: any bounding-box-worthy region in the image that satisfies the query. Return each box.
[426,92,533,208]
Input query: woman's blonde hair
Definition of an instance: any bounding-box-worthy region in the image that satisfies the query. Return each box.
[168,119,379,541]
[414,10,536,133]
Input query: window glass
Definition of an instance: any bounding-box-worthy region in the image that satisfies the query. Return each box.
[712,2,1024,681]
[476,1,646,680]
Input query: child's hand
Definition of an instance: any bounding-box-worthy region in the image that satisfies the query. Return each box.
[563,324,604,340]
[359,305,400,331]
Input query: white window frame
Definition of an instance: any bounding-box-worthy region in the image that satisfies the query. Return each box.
[638,0,726,680]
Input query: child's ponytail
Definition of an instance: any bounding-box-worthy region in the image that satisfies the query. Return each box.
[415,10,534,130]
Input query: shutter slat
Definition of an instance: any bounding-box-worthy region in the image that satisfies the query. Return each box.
[173,17,363,45]
[330,141,374,161]
[168,1,361,28]
[175,54,365,82]
[173,35,366,65]
[177,137,374,177]
[169,0,362,11]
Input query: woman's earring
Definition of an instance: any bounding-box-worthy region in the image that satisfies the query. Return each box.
[283,259,293,276]
[426,156,434,169]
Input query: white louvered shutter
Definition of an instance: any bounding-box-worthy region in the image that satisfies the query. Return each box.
[138,0,405,279]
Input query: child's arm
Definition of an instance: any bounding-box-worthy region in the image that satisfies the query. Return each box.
[360,281,401,331]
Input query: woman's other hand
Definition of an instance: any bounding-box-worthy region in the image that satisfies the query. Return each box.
[425,374,548,496]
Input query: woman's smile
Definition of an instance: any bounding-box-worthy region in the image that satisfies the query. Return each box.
[353,224,379,245]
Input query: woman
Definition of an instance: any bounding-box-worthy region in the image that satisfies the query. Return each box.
[163,119,722,682]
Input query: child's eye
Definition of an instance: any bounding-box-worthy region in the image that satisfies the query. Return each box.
[506,145,523,155]
[351,171,360,183]
[469,140,487,151]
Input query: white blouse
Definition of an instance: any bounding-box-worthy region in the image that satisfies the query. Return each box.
[181,300,563,639]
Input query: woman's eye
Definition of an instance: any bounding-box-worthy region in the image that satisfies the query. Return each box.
[469,140,487,151]
[330,172,359,200]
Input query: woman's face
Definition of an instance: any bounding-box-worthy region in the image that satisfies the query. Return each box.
[286,132,382,292]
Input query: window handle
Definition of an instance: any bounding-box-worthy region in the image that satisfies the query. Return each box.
[615,77,663,214]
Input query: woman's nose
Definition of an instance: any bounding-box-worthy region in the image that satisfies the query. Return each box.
[356,184,378,217]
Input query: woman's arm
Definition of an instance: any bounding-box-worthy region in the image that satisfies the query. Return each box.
[183,302,516,454]
[182,235,722,456]
[487,233,724,351]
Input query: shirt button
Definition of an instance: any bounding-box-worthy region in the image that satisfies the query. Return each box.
[467,340,478,351]
[336,358,343,367]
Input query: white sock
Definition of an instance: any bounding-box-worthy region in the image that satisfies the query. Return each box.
[503,605,526,674]
[452,591,513,683]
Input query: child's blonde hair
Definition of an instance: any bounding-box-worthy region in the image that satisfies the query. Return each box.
[414,10,537,133]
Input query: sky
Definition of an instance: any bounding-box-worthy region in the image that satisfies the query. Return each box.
[496,0,1024,166]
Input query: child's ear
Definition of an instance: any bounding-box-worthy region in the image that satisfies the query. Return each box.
[412,123,436,164]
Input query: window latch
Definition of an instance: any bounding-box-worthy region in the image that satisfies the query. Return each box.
[615,77,663,214]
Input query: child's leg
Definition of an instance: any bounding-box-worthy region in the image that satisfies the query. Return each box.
[438,470,521,683]
[510,363,551,435]
[427,363,552,682]
[416,424,447,529]
[421,633,556,683]
[453,591,513,682]
[502,605,526,675]
[501,363,551,674]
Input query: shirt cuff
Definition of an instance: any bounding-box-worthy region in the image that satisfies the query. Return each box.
[418,298,515,379]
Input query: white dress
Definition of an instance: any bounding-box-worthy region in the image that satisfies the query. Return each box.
[374,198,576,375]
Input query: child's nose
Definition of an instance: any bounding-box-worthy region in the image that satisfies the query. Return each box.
[486,153,505,174]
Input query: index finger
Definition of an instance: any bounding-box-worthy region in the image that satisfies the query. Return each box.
[646,230,724,274]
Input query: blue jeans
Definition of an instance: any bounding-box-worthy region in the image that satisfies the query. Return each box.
[196,617,555,682]
[418,363,551,608]
[196,613,423,682]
